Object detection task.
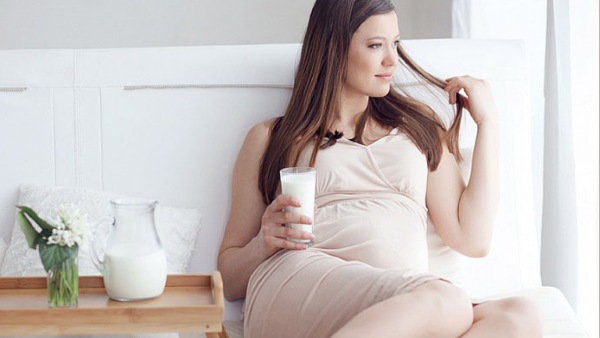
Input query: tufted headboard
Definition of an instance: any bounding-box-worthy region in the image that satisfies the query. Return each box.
[0,40,540,320]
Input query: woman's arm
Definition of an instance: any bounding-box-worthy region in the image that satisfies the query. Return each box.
[426,76,499,257]
[217,121,314,301]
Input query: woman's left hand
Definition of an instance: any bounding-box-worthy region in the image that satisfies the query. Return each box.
[444,75,498,126]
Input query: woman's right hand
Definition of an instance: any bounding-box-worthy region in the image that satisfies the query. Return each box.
[258,194,314,257]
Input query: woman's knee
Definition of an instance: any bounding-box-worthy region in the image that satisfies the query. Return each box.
[490,297,543,337]
[411,281,473,335]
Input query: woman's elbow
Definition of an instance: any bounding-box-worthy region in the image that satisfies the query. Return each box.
[217,263,241,301]
[463,244,491,258]
[450,234,492,257]
[453,220,495,257]
[220,269,245,301]
[224,286,243,302]
[459,236,492,257]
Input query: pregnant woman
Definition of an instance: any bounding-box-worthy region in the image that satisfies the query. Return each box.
[218,0,543,337]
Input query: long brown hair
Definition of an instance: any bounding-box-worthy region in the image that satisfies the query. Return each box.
[259,0,464,204]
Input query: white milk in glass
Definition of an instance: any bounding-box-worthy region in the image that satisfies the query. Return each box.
[103,243,167,301]
[280,167,316,243]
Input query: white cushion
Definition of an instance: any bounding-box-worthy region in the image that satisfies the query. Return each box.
[0,184,202,276]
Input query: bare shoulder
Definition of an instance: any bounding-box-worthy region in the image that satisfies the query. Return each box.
[237,118,278,164]
[245,118,276,145]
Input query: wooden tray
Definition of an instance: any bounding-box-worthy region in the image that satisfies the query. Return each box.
[0,272,228,337]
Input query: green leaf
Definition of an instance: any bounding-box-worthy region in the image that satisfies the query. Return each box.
[38,242,79,272]
[16,205,55,233]
[16,211,40,249]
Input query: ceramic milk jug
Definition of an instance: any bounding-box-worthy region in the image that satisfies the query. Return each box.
[92,198,167,301]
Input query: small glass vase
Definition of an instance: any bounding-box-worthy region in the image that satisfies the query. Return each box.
[46,250,79,308]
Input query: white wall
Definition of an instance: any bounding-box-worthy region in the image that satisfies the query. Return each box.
[396,0,452,39]
[0,0,451,50]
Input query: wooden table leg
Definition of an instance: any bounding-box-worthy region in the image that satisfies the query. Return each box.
[205,325,229,338]
[220,325,230,338]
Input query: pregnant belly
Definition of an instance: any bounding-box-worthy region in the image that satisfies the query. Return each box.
[312,198,428,271]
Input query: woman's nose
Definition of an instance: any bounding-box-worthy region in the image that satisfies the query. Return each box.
[383,46,399,67]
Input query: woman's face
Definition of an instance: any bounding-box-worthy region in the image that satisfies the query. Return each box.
[344,11,400,100]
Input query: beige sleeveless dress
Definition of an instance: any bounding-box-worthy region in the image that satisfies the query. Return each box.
[244,129,441,338]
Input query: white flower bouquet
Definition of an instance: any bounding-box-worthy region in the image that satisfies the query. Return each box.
[16,204,90,307]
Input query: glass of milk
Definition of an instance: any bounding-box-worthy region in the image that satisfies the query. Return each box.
[280,167,316,245]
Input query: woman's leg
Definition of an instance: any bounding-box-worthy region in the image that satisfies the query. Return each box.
[460,297,543,338]
[331,280,473,338]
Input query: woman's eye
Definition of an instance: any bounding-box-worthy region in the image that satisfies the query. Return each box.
[369,43,383,49]
[393,40,400,47]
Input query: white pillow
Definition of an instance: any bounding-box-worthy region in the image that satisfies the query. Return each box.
[0,184,202,277]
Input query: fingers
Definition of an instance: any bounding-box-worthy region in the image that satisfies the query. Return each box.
[265,195,313,225]
[261,225,313,251]
[266,194,300,212]
[260,194,315,254]
[444,76,469,105]
[444,75,487,105]
[445,75,475,88]
[444,75,496,125]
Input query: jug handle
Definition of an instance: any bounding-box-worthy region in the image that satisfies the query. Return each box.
[91,217,115,273]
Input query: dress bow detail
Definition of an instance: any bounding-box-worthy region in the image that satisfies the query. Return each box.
[321,130,344,149]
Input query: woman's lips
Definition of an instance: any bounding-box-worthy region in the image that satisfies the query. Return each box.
[376,74,393,81]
